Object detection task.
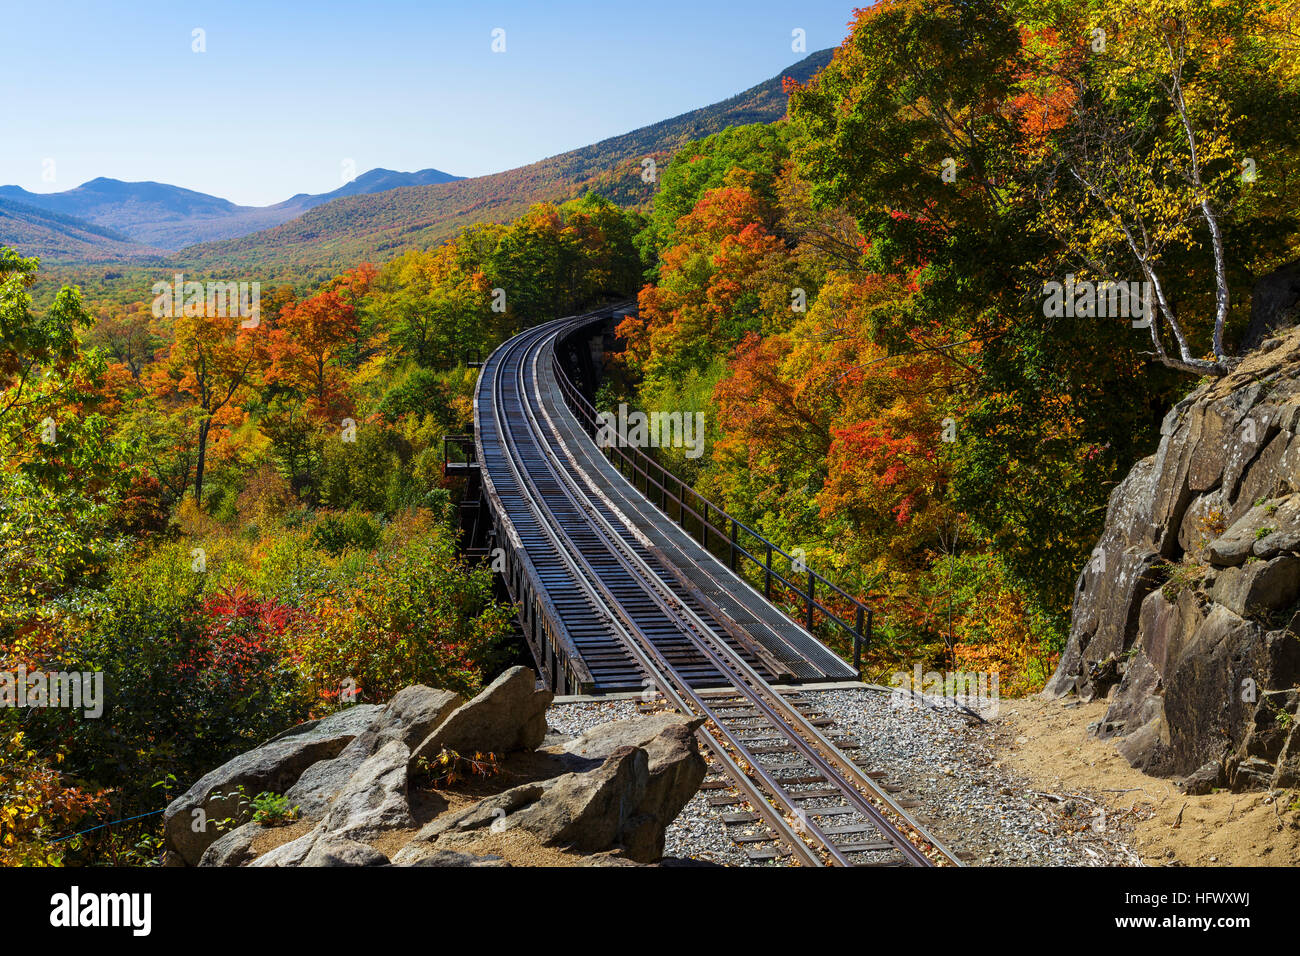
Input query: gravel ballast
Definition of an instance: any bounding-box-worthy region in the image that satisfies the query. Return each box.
[548,685,1146,867]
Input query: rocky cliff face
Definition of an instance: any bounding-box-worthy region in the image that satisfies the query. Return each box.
[1046,327,1300,793]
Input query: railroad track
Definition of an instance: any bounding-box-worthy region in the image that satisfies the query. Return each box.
[478,308,962,867]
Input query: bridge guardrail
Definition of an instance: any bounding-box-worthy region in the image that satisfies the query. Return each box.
[442,433,478,476]
[552,321,872,673]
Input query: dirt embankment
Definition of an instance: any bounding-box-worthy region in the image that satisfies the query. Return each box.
[994,697,1300,866]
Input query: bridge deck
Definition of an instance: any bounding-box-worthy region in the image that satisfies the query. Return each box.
[475,310,858,694]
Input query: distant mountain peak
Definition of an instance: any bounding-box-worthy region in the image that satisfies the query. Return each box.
[0,51,829,263]
[0,167,465,252]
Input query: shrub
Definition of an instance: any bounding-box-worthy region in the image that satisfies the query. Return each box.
[242,529,344,607]
[107,473,173,539]
[25,546,312,820]
[0,470,115,638]
[235,463,295,530]
[378,366,451,423]
[296,526,514,702]
[318,425,412,513]
[311,510,382,554]
[250,790,300,826]
[0,731,110,866]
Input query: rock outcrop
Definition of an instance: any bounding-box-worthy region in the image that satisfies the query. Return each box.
[165,666,705,866]
[406,666,552,773]
[162,704,381,866]
[1046,326,1300,791]
[552,714,707,861]
[287,685,461,819]
[1242,259,1300,352]
[392,715,708,865]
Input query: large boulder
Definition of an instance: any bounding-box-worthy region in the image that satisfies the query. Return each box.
[408,667,552,774]
[393,747,660,864]
[282,751,370,822]
[391,724,705,865]
[1209,554,1300,618]
[1115,713,1169,772]
[319,740,414,840]
[287,686,461,819]
[301,837,390,867]
[1047,322,1300,788]
[354,685,465,753]
[197,822,266,867]
[259,703,383,746]
[188,679,705,867]
[163,705,379,866]
[507,747,651,853]
[550,715,707,861]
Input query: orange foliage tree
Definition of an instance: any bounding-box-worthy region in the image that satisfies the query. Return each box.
[267,264,376,420]
[152,313,267,506]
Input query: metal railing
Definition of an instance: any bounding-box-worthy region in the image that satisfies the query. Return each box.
[442,434,478,474]
[551,347,873,672]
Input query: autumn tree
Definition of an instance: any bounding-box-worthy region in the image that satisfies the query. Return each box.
[0,249,131,638]
[153,312,266,506]
[0,248,85,426]
[374,243,495,367]
[623,179,795,403]
[84,301,159,380]
[1026,0,1299,372]
[784,0,1187,618]
[267,264,376,417]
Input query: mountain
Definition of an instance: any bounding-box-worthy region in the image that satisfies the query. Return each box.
[0,196,167,262]
[0,167,463,253]
[177,49,835,279]
[2,49,832,272]
[289,167,463,203]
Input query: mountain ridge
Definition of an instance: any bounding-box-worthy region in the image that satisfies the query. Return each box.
[2,49,833,271]
[177,48,834,280]
[0,167,464,252]
[0,196,169,262]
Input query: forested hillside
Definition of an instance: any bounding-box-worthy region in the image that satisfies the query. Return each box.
[18,50,833,322]
[0,197,167,262]
[0,194,642,864]
[610,0,1299,689]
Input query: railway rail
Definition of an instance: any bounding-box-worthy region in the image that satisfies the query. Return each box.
[474,305,962,867]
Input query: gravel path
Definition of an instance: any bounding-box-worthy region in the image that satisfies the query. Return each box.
[547,686,1145,867]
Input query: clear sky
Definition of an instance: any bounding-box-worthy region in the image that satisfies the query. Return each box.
[2,0,859,207]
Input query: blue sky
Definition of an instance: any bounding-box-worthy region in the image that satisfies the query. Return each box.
[2,0,858,207]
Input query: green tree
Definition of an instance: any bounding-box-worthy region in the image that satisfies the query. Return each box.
[0,247,88,427]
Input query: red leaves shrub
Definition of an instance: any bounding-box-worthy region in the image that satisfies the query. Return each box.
[186,587,299,685]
